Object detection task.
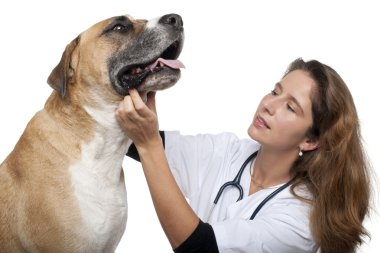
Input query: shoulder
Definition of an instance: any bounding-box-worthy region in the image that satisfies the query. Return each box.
[263,184,313,220]
[164,131,240,143]
[164,131,259,152]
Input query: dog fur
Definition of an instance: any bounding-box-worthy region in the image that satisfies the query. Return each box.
[0,13,184,253]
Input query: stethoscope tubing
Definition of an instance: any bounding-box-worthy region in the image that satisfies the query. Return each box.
[249,176,296,220]
[212,151,258,204]
[209,150,296,221]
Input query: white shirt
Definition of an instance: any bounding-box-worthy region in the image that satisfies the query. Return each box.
[164,131,318,253]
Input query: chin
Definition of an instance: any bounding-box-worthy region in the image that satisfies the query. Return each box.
[248,124,272,147]
[247,124,259,141]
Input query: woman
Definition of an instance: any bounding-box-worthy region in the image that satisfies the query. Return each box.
[116,58,370,252]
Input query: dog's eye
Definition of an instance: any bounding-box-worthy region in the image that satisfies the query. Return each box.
[104,19,133,35]
[112,24,127,31]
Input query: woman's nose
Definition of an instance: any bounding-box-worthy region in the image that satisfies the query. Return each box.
[263,97,279,115]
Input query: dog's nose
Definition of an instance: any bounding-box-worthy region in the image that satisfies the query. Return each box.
[159,14,183,29]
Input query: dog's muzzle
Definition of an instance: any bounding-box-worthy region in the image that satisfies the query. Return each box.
[118,42,184,90]
[110,14,185,96]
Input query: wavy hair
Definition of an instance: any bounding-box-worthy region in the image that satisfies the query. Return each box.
[286,58,371,253]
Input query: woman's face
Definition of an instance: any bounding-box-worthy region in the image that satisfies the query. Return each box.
[248,70,316,152]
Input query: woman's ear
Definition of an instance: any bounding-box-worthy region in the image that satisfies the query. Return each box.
[300,137,319,152]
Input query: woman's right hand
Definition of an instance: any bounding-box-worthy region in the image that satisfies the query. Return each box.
[115,89,161,150]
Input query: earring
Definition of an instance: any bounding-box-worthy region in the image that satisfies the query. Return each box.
[299,149,303,157]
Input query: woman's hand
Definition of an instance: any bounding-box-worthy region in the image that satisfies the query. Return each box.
[115,89,161,150]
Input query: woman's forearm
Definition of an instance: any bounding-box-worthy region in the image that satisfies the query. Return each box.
[137,140,199,249]
[115,90,200,248]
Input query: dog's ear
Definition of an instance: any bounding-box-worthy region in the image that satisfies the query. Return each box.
[47,37,79,98]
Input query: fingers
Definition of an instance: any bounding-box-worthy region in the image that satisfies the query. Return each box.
[146,91,157,114]
[128,89,144,109]
[129,89,153,117]
[116,94,133,126]
[116,89,156,125]
[115,89,160,146]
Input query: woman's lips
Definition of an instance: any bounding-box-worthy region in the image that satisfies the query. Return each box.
[253,115,270,129]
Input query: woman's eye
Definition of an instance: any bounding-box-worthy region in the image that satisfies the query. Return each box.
[287,104,295,112]
[271,90,278,96]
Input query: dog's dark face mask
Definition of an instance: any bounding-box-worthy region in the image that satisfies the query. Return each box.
[107,14,185,96]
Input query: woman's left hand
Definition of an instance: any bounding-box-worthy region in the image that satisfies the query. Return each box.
[115,89,161,149]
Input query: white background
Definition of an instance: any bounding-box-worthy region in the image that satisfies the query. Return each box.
[0,0,379,252]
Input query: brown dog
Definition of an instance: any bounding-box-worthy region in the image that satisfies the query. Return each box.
[0,13,184,253]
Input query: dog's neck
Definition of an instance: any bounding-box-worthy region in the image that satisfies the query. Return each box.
[78,100,131,181]
[66,101,130,245]
[84,103,131,157]
[44,92,131,184]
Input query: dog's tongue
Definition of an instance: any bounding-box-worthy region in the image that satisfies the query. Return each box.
[148,58,185,71]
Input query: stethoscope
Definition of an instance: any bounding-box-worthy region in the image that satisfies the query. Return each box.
[206,151,296,221]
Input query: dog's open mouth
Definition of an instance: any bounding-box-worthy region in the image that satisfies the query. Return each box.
[117,41,185,91]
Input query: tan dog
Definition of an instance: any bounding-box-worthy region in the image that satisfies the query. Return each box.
[0,13,184,253]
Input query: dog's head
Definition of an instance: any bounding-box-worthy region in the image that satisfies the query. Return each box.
[47,14,184,102]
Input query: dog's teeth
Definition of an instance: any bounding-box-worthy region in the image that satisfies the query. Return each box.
[130,67,142,75]
[159,62,164,67]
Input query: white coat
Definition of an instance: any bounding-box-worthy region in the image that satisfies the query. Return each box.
[164,131,318,253]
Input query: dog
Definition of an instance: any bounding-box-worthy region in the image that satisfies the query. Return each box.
[0,13,184,253]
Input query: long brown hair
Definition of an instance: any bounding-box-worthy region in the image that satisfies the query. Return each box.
[286,58,371,252]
